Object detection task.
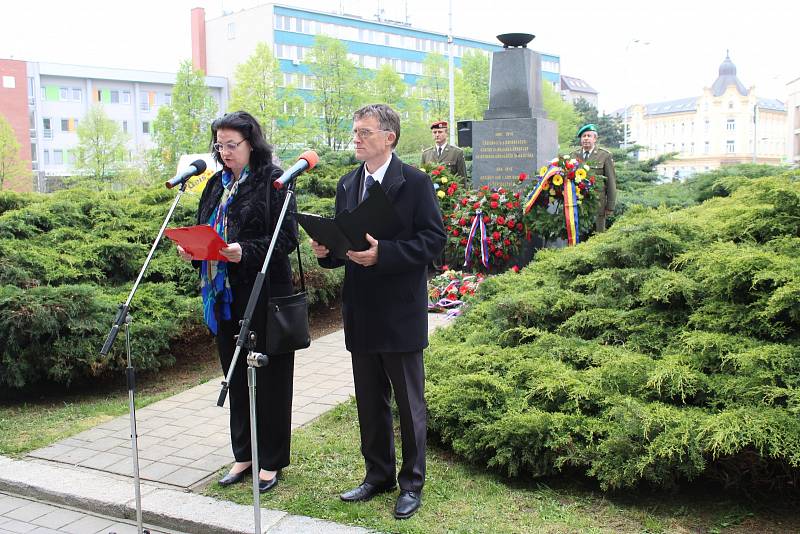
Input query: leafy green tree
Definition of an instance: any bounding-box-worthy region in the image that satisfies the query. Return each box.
[456,50,490,120]
[74,104,128,182]
[304,35,362,150]
[370,63,406,111]
[541,82,581,149]
[151,60,217,176]
[417,52,449,122]
[228,42,308,155]
[0,114,28,191]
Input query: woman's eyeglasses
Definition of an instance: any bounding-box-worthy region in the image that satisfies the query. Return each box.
[213,139,247,152]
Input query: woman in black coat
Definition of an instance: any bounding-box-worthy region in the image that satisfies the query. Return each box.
[176,111,297,492]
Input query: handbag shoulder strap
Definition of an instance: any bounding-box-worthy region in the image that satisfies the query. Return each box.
[294,244,306,292]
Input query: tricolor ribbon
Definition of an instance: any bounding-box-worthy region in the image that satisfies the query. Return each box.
[562,180,580,246]
[523,166,561,214]
[464,209,490,268]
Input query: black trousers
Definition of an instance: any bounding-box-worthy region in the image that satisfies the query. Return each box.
[351,350,426,492]
[216,283,294,471]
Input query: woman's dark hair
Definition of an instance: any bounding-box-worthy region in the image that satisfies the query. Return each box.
[210,111,273,173]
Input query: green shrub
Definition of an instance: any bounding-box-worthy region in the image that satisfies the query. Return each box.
[426,173,800,492]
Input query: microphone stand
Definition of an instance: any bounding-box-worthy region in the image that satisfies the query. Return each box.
[100,179,191,534]
[216,180,297,534]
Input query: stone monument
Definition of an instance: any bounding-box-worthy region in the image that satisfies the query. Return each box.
[471,33,558,190]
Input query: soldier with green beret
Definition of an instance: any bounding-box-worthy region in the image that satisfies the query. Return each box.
[571,123,617,232]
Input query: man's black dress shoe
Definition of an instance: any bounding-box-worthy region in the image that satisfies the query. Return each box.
[218,465,251,487]
[258,473,279,493]
[340,481,396,502]
[394,490,421,519]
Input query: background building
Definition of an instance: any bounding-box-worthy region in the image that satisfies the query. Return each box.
[787,76,800,165]
[621,54,787,179]
[0,58,227,192]
[560,75,598,107]
[192,3,562,102]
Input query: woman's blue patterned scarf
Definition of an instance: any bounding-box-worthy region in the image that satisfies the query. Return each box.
[200,167,249,335]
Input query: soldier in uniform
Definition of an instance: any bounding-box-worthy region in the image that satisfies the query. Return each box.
[421,121,467,182]
[571,123,617,232]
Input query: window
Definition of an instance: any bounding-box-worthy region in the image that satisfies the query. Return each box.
[121,90,131,105]
[122,120,128,134]
[43,149,50,165]
[54,149,63,164]
[2,75,15,89]
[27,77,35,103]
[111,90,120,104]
[705,119,709,132]
[162,93,171,105]
[142,121,150,134]
[59,87,69,100]
[704,141,710,154]
[72,88,82,102]
[140,92,150,112]
[726,119,735,131]
[43,118,52,138]
[690,142,695,154]
[727,140,735,153]
[227,22,236,39]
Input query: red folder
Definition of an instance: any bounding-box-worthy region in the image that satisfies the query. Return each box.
[165,225,228,261]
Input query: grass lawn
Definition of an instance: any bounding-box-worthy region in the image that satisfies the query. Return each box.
[205,401,800,534]
[0,330,220,457]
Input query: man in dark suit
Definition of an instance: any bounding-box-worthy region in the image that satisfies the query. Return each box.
[570,123,617,232]
[310,104,446,520]
[421,120,467,182]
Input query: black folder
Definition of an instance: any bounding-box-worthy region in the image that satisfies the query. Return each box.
[296,182,403,260]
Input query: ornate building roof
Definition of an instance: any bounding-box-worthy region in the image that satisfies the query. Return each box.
[711,52,749,97]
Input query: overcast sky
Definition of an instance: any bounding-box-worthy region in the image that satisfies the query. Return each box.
[1,0,795,113]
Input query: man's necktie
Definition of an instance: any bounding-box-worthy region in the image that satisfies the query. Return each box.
[438,146,443,158]
[583,151,589,160]
[362,175,375,202]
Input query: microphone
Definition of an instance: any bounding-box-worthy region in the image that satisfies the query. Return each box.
[165,159,207,189]
[273,150,319,189]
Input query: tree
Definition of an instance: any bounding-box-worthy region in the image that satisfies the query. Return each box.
[370,63,406,112]
[228,42,308,155]
[456,50,490,120]
[541,82,581,149]
[74,104,128,182]
[304,35,363,150]
[151,60,217,176]
[0,114,28,191]
[573,98,624,148]
[417,53,449,122]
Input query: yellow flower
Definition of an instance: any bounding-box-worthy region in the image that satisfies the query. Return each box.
[539,166,547,176]
[440,177,448,184]
[577,192,584,200]
[437,190,445,198]
[552,175,564,186]
[575,168,587,179]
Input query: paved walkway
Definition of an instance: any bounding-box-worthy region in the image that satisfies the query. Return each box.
[6,314,451,532]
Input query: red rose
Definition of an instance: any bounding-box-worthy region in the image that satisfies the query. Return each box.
[446,225,452,231]
[459,238,467,245]
[565,161,574,170]
[503,253,510,260]
[516,223,523,230]
[514,201,520,208]
[432,170,440,176]
[491,193,499,200]
[461,198,468,206]
[506,202,514,209]
[513,192,520,199]
[519,173,527,181]
[459,285,468,295]
[498,188,506,194]
[441,264,449,270]
[589,177,596,184]
[503,239,511,246]
[497,216,506,225]
[473,202,481,209]
[507,220,515,229]
[447,293,457,301]
[459,217,467,226]
[452,229,460,236]
[489,243,495,251]
[481,185,490,191]
[490,201,498,209]
[578,182,587,191]
[438,165,445,171]
[483,215,490,223]
[511,265,520,273]
[567,171,575,179]
[494,250,503,257]
[492,231,501,241]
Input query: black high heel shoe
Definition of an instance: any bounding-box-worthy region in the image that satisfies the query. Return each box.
[218,465,252,487]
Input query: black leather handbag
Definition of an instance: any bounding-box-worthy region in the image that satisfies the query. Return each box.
[266,245,310,354]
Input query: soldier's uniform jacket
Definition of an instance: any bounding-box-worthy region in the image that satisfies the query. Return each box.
[421,143,467,179]
[571,146,617,232]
